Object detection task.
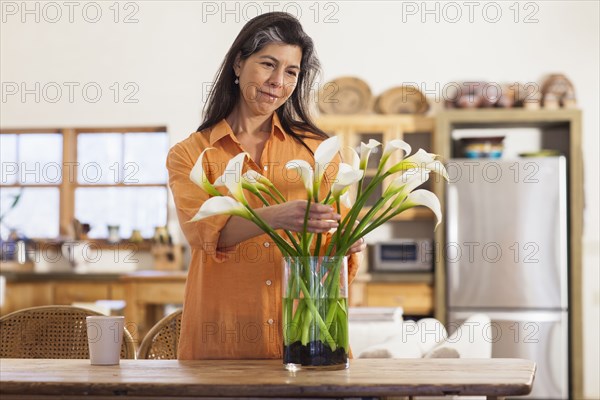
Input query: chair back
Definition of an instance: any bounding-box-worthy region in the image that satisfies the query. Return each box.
[138,309,182,359]
[0,305,136,359]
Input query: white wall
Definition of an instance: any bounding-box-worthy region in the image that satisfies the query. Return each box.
[1,1,598,396]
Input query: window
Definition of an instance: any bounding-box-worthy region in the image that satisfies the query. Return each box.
[0,127,168,240]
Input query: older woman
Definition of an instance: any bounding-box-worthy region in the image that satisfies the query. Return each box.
[167,12,364,360]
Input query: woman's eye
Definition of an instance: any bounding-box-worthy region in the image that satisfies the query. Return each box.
[287,70,298,77]
[263,62,275,68]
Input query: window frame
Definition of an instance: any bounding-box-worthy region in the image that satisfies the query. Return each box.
[0,126,168,239]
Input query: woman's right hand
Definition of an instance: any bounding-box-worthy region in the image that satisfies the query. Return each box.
[262,200,340,233]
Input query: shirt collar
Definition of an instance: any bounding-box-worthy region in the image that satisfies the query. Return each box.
[209,113,286,145]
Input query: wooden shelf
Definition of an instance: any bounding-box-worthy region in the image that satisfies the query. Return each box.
[318,114,435,133]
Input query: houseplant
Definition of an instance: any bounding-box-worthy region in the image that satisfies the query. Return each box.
[188,136,447,370]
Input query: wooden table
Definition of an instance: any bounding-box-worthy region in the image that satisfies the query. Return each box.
[0,358,535,399]
[120,271,187,340]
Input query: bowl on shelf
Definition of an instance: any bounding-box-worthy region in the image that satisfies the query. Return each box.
[460,136,505,159]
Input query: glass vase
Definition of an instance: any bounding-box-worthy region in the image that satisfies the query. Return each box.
[282,256,349,371]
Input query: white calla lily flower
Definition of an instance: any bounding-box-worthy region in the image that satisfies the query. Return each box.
[344,146,361,171]
[339,191,352,208]
[426,160,450,181]
[190,196,250,222]
[388,149,438,174]
[243,169,277,188]
[381,139,412,166]
[332,163,364,198]
[402,189,442,228]
[242,170,261,185]
[385,169,430,198]
[189,148,221,196]
[359,139,382,170]
[214,152,248,204]
[286,159,314,196]
[314,136,341,192]
[389,170,431,208]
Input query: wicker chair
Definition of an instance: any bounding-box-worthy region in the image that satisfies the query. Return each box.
[138,308,182,359]
[0,305,136,359]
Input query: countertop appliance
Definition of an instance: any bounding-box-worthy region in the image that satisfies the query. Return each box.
[371,239,433,272]
[446,157,569,399]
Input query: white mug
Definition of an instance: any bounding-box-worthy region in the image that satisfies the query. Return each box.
[86,316,124,365]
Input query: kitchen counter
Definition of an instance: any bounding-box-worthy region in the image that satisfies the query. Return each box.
[0,271,188,340]
[0,270,123,283]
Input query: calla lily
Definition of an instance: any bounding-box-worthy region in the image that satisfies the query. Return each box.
[213,152,248,204]
[381,139,412,167]
[387,149,448,180]
[385,169,430,198]
[314,136,341,194]
[187,137,446,366]
[359,139,381,170]
[389,170,431,209]
[331,163,364,198]
[388,149,434,173]
[242,170,261,185]
[286,159,314,196]
[243,169,278,188]
[190,148,221,196]
[190,196,250,222]
[339,191,352,208]
[400,189,443,228]
[426,160,449,181]
[344,145,360,170]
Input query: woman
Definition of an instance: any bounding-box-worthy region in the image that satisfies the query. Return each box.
[167,12,365,360]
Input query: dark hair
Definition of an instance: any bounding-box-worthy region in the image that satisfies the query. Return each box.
[197,12,328,151]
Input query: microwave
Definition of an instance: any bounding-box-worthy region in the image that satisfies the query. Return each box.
[370,239,434,272]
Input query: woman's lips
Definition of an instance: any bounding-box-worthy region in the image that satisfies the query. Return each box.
[258,91,279,101]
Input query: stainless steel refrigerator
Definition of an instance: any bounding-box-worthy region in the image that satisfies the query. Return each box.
[446,157,569,399]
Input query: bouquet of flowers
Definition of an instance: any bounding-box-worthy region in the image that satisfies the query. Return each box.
[189,136,447,369]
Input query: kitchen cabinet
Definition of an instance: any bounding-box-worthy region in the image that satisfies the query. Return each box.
[365,282,433,315]
[0,271,187,342]
[0,282,53,313]
[53,282,111,304]
[435,108,583,399]
[318,115,438,317]
[0,276,120,316]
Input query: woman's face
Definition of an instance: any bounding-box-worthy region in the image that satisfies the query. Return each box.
[234,43,302,117]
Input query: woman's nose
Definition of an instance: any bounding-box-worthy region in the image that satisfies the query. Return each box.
[268,69,284,87]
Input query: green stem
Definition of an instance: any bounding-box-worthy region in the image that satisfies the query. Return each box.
[300,307,313,344]
[336,299,349,351]
[270,185,287,203]
[246,208,297,256]
[297,278,337,350]
[288,299,306,343]
[301,196,312,254]
[260,187,282,204]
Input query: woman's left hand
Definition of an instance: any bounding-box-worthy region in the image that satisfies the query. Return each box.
[346,237,367,255]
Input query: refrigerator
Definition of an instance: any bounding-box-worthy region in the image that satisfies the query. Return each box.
[446,157,569,399]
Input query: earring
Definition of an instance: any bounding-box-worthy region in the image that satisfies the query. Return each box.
[234,77,239,84]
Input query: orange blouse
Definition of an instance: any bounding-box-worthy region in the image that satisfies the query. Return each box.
[167,113,360,360]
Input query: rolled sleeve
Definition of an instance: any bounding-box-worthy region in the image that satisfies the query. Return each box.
[166,144,236,262]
